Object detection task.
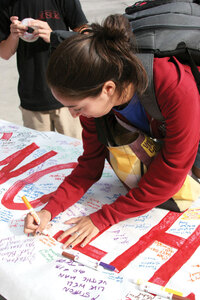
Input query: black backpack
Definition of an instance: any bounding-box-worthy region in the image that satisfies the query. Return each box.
[124,0,200,121]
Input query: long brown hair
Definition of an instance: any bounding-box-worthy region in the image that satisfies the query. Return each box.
[46,14,148,100]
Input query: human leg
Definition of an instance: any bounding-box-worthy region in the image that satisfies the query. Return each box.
[20,107,53,131]
[52,107,82,139]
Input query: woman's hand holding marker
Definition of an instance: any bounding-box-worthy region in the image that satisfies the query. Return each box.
[24,209,51,235]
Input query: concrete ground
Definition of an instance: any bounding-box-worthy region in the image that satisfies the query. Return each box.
[0,0,134,126]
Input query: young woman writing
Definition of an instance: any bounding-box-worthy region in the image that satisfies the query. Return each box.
[24,14,200,249]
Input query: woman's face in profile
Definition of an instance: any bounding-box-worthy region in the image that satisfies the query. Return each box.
[51,82,118,119]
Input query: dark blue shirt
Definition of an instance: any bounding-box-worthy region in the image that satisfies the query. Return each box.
[113,94,150,134]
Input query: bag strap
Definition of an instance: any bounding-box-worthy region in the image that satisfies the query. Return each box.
[186,48,200,93]
[137,51,200,121]
[136,53,165,121]
[94,114,117,147]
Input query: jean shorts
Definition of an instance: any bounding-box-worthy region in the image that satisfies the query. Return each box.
[194,142,200,168]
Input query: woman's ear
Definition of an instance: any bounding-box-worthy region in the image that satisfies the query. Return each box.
[102,81,116,97]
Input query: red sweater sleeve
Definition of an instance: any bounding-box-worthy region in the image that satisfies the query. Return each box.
[90,57,200,231]
[43,116,107,219]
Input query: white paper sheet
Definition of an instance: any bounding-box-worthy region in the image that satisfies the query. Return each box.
[0,120,199,300]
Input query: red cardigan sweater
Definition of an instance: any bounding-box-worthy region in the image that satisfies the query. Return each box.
[44,57,200,231]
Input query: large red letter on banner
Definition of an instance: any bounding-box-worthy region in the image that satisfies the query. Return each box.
[0,143,77,210]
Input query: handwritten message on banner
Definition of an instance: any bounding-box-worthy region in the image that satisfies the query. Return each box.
[0,120,199,300]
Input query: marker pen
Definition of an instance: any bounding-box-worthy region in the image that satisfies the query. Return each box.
[98,261,119,272]
[133,279,189,300]
[22,195,40,225]
[62,251,118,272]
[62,251,98,270]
